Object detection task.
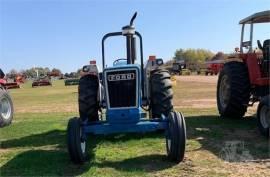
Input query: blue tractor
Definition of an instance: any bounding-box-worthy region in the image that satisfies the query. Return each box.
[67,12,186,164]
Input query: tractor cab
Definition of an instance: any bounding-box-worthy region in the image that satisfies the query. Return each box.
[239,10,270,77]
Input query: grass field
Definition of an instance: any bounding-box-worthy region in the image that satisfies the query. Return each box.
[0,77,269,177]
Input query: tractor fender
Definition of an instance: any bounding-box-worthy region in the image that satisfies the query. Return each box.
[224,57,243,63]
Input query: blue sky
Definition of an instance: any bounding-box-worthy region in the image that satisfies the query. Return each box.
[0,0,269,73]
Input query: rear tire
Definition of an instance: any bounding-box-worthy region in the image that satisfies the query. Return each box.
[150,69,173,118]
[79,75,99,122]
[257,96,270,138]
[166,111,186,163]
[67,117,89,164]
[0,88,13,127]
[217,62,250,118]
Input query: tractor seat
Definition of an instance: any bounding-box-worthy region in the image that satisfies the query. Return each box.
[262,39,270,61]
[261,39,270,76]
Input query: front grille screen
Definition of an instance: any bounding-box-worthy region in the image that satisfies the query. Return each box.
[106,70,137,108]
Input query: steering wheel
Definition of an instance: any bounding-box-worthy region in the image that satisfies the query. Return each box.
[113,58,127,65]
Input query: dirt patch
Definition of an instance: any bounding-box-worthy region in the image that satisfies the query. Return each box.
[15,103,78,113]
[0,148,11,153]
[174,99,216,108]
[176,75,218,84]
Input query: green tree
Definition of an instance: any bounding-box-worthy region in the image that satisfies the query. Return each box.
[173,48,214,71]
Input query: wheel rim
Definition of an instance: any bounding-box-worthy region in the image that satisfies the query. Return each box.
[219,75,230,108]
[0,97,12,120]
[166,123,172,153]
[166,136,172,152]
[259,105,270,129]
[79,128,86,154]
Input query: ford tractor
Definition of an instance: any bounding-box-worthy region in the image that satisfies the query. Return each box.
[217,10,270,138]
[67,13,186,164]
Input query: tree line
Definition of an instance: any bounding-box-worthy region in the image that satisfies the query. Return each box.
[5,67,62,79]
[4,48,223,78]
[171,48,216,71]
[4,67,83,80]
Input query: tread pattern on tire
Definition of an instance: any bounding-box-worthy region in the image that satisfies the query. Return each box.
[78,75,99,121]
[150,69,173,118]
[0,89,14,127]
[217,61,250,118]
[166,111,186,163]
[67,117,88,164]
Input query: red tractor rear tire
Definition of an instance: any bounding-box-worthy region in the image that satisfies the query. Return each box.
[217,61,250,118]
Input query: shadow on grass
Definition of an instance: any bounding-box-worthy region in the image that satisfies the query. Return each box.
[92,154,174,172]
[0,130,171,176]
[1,115,269,176]
[185,115,270,162]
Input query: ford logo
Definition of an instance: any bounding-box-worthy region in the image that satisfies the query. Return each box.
[108,73,135,81]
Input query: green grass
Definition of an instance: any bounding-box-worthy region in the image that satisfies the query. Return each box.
[0,79,269,177]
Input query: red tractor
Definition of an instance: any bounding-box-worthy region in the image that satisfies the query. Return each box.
[217,11,270,137]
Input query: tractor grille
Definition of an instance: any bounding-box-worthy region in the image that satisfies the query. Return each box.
[105,69,137,108]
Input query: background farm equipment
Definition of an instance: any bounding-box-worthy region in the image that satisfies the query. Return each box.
[169,60,186,75]
[67,12,186,164]
[0,79,20,89]
[32,75,52,88]
[64,78,80,86]
[217,10,270,138]
[0,69,20,89]
[205,60,224,75]
[197,52,225,75]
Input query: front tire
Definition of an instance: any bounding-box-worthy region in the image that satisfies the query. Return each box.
[217,62,250,118]
[0,88,14,127]
[257,96,270,138]
[166,111,186,163]
[67,117,89,164]
[150,69,173,118]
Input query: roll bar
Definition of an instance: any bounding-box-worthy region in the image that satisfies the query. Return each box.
[101,12,145,98]
[101,31,144,71]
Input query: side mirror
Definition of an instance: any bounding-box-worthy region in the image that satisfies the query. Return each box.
[82,65,90,72]
[257,40,263,50]
[156,58,163,66]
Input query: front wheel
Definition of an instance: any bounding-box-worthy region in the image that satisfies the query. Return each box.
[0,88,14,127]
[67,117,89,164]
[257,96,270,138]
[166,111,186,163]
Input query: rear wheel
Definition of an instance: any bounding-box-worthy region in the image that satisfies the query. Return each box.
[150,69,173,118]
[217,62,250,118]
[67,117,89,164]
[79,75,99,122]
[257,96,270,138]
[0,88,13,127]
[166,111,186,163]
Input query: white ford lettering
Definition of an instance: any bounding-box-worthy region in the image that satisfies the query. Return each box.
[108,73,135,81]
